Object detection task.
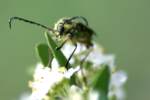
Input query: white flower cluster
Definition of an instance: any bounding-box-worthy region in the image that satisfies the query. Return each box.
[20,42,127,100]
[61,43,127,100]
[23,63,79,100]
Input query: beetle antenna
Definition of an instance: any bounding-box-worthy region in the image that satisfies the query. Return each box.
[70,16,88,26]
[9,16,55,32]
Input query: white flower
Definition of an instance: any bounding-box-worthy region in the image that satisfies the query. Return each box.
[51,58,60,69]
[61,43,86,64]
[88,90,99,100]
[66,85,83,100]
[111,71,127,87]
[109,70,127,100]
[86,44,115,68]
[28,63,80,100]
[62,42,115,68]
[65,86,99,100]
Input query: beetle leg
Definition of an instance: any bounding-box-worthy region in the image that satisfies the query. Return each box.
[65,43,77,69]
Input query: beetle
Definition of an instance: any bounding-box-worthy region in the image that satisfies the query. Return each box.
[9,16,95,68]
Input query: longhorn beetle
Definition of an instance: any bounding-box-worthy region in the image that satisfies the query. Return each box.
[9,16,95,68]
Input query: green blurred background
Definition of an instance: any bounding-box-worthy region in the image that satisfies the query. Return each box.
[0,0,150,100]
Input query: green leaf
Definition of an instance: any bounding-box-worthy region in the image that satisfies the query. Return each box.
[45,32,70,69]
[45,32,76,85]
[93,65,110,100]
[36,43,53,67]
